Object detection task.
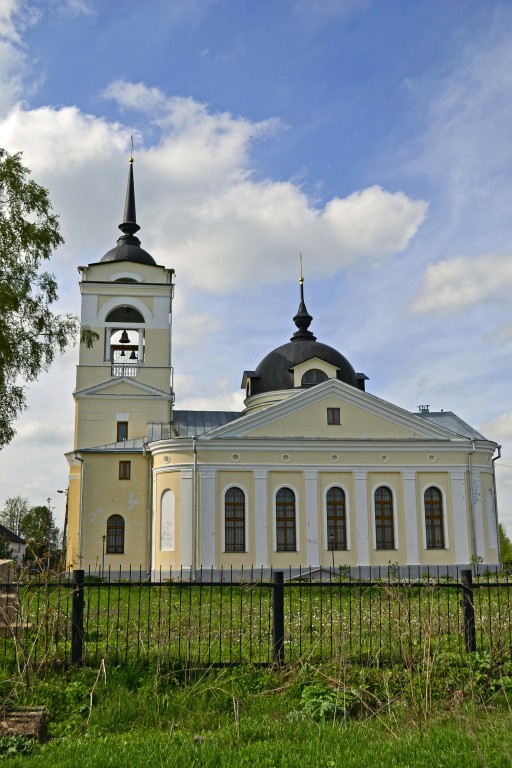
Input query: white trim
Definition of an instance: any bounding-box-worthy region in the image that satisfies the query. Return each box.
[323,483,351,551]
[486,488,498,549]
[208,378,464,441]
[354,471,369,564]
[371,483,399,551]
[221,484,249,554]
[273,484,300,553]
[420,483,449,550]
[402,471,419,564]
[109,271,144,283]
[304,470,319,566]
[254,470,268,566]
[97,296,153,324]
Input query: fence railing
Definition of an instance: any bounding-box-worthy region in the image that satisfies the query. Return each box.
[1,566,512,669]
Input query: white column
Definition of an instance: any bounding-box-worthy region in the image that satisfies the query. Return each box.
[199,470,216,568]
[254,470,268,567]
[151,470,157,573]
[450,470,470,564]
[403,471,419,565]
[304,470,319,567]
[354,471,370,565]
[471,469,485,561]
[181,469,193,568]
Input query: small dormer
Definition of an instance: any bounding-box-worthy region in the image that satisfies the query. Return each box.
[291,357,340,388]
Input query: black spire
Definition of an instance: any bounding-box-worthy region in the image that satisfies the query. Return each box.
[99,145,157,265]
[118,142,141,245]
[291,256,316,341]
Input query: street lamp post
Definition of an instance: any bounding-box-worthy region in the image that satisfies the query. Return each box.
[102,534,106,576]
[57,488,69,569]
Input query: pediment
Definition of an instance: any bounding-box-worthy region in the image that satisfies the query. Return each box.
[74,377,171,399]
[205,379,464,441]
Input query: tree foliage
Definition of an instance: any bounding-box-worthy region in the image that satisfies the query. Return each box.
[0,148,96,447]
[20,504,60,564]
[0,495,30,536]
[0,537,11,559]
[499,523,512,565]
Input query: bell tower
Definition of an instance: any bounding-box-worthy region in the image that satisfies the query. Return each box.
[66,156,174,571]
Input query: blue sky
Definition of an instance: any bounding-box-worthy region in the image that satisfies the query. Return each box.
[1,0,512,534]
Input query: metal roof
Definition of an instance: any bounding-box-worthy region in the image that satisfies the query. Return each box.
[149,411,243,440]
[416,411,488,440]
[80,437,146,452]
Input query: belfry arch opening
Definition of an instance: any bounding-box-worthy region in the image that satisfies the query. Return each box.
[105,306,146,376]
[106,306,144,324]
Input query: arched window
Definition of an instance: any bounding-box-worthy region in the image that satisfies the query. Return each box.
[375,487,394,550]
[106,514,125,554]
[225,487,245,552]
[424,487,445,549]
[326,487,347,550]
[301,368,328,387]
[276,488,296,552]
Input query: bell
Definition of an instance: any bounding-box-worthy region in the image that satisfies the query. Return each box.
[119,330,130,344]
[129,350,137,360]
[120,349,126,358]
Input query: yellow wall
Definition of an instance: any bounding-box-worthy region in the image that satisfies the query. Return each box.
[72,452,150,573]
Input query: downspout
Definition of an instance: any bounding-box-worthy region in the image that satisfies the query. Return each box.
[467,440,477,563]
[192,436,198,576]
[74,453,85,568]
[492,444,502,561]
[143,443,152,580]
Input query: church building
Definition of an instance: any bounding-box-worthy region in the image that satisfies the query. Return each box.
[65,160,501,577]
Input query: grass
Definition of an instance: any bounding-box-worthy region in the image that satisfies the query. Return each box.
[3,569,512,765]
[2,662,512,767]
[3,569,512,669]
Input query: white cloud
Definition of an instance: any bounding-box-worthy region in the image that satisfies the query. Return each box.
[103,80,170,115]
[480,413,512,442]
[172,311,224,349]
[56,0,95,17]
[413,252,512,314]
[0,83,427,296]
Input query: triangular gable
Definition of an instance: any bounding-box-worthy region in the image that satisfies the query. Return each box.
[204,379,467,441]
[74,377,171,399]
[289,355,340,372]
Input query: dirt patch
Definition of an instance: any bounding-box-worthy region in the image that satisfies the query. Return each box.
[0,707,46,740]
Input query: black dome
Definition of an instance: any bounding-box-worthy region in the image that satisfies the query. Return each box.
[101,237,156,266]
[250,338,358,396]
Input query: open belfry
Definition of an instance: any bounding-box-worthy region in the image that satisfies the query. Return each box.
[66,160,500,578]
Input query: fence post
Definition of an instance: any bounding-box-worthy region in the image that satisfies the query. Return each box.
[272,571,285,665]
[71,569,85,665]
[461,569,476,653]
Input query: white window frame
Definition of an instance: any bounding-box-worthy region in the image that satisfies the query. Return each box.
[324,483,351,551]
[371,483,399,551]
[273,485,300,553]
[421,483,449,550]
[221,484,249,553]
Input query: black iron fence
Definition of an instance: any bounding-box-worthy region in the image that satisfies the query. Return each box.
[1,566,512,669]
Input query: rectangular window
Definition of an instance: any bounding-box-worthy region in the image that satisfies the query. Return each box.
[119,461,131,480]
[327,408,340,425]
[117,421,128,441]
